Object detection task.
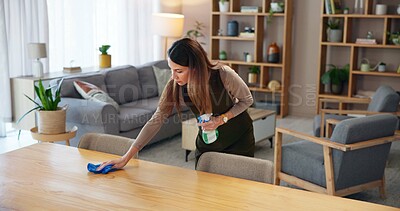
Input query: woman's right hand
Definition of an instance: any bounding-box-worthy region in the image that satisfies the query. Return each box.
[96,156,129,171]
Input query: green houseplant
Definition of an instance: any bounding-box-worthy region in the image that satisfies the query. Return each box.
[326,18,342,42]
[18,78,66,135]
[248,66,260,84]
[185,21,206,45]
[321,64,349,95]
[99,44,111,68]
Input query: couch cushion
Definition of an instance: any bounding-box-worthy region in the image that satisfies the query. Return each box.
[136,60,169,99]
[153,66,172,96]
[60,74,106,98]
[118,105,154,132]
[104,65,142,105]
[73,80,120,112]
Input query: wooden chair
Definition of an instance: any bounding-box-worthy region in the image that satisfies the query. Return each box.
[197,152,274,183]
[78,133,138,158]
[274,114,399,197]
[314,85,400,137]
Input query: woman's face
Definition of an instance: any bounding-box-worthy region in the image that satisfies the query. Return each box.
[168,58,190,86]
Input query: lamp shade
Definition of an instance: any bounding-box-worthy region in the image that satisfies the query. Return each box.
[28,43,47,59]
[152,13,184,37]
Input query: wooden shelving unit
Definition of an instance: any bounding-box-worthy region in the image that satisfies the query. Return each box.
[316,0,400,113]
[210,0,293,118]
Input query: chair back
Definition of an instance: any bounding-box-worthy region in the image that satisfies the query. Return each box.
[78,133,137,158]
[367,85,400,112]
[330,114,398,190]
[197,152,273,183]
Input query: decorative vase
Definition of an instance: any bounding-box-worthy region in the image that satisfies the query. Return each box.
[219,1,229,12]
[327,29,343,42]
[267,42,280,63]
[227,20,238,36]
[330,82,343,95]
[36,107,67,134]
[248,73,257,84]
[99,54,111,68]
[397,4,400,15]
[219,51,227,60]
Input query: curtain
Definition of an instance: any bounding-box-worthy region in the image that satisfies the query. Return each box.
[0,0,48,136]
[47,0,156,71]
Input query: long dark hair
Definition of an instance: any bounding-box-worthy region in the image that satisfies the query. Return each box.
[162,38,219,115]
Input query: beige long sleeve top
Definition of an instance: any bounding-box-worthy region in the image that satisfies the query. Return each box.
[132,65,253,150]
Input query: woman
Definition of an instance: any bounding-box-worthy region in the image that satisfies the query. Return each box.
[97,38,254,170]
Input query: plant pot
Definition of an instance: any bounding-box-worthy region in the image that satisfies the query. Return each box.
[248,73,258,84]
[36,107,66,134]
[327,29,343,42]
[99,54,111,68]
[270,2,284,13]
[219,1,229,12]
[330,82,343,95]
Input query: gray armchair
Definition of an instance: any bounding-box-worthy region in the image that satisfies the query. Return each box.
[274,114,399,197]
[197,152,274,183]
[314,85,400,137]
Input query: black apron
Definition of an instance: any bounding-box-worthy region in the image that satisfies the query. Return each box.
[182,70,255,165]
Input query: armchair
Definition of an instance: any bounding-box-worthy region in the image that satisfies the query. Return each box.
[314,85,400,137]
[274,114,399,197]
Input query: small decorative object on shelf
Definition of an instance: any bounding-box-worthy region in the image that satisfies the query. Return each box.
[397,4,400,15]
[326,18,342,42]
[356,38,377,44]
[99,45,111,68]
[375,4,387,15]
[366,31,373,39]
[360,58,371,72]
[387,31,400,45]
[219,51,227,60]
[227,20,238,36]
[267,42,280,63]
[377,62,386,72]
[63,60,81,73]
[397,64,400,74]
[248,66,260,84]
[343,7,349,14]
[240,6,260,13]
[218,0,229,12]
[354,0,363,14]
[217,29,223,36]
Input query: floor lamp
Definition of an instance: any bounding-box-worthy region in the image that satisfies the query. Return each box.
[152,13,184,59]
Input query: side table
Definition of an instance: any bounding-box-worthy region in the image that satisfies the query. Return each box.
[30,126,78,146]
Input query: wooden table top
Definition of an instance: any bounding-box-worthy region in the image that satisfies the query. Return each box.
[0,143,397,210]
[248,107,276,121]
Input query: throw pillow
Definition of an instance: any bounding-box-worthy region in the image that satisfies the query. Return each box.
[73,80,120,112]
[152,66,172,96]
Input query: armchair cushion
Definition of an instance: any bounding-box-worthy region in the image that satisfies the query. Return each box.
[313,114,352,137]
[281,141,326,187]
[367,85,400,112]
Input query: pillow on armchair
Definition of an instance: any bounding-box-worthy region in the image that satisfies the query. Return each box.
[73,80,120,112]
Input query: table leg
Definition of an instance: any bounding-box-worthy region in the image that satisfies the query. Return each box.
[269,137,273,148]
[66,140,70,146]
[185,150,191,162]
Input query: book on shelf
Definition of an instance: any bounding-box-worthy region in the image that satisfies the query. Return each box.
[240,6,260,13]
[325,0,332,14]
[355,38,377,45]
[63,66,82,73]
[239,32,255,38]
[331,0,343,14]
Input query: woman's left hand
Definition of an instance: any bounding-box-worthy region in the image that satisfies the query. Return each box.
[198,116,223,131]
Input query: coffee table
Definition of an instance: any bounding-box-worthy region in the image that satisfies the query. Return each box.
[181,108,276,161]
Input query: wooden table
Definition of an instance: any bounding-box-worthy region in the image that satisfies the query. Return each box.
[0,143,397,210]
[182,108,276,161]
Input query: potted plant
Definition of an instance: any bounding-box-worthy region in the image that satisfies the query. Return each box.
[248,66,260,84]
[185,21,206,45]
[321,64,349,94]
[99,45,111,68]
[219,0,229,12]
[268,1,285,24]
[387,31,400,45]
[18,78,66,134]
[326,18,342,42]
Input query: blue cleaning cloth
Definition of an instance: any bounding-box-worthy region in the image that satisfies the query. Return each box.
[87,163,117,174]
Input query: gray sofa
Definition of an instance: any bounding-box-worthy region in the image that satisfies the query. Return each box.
[57,60,191,147]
